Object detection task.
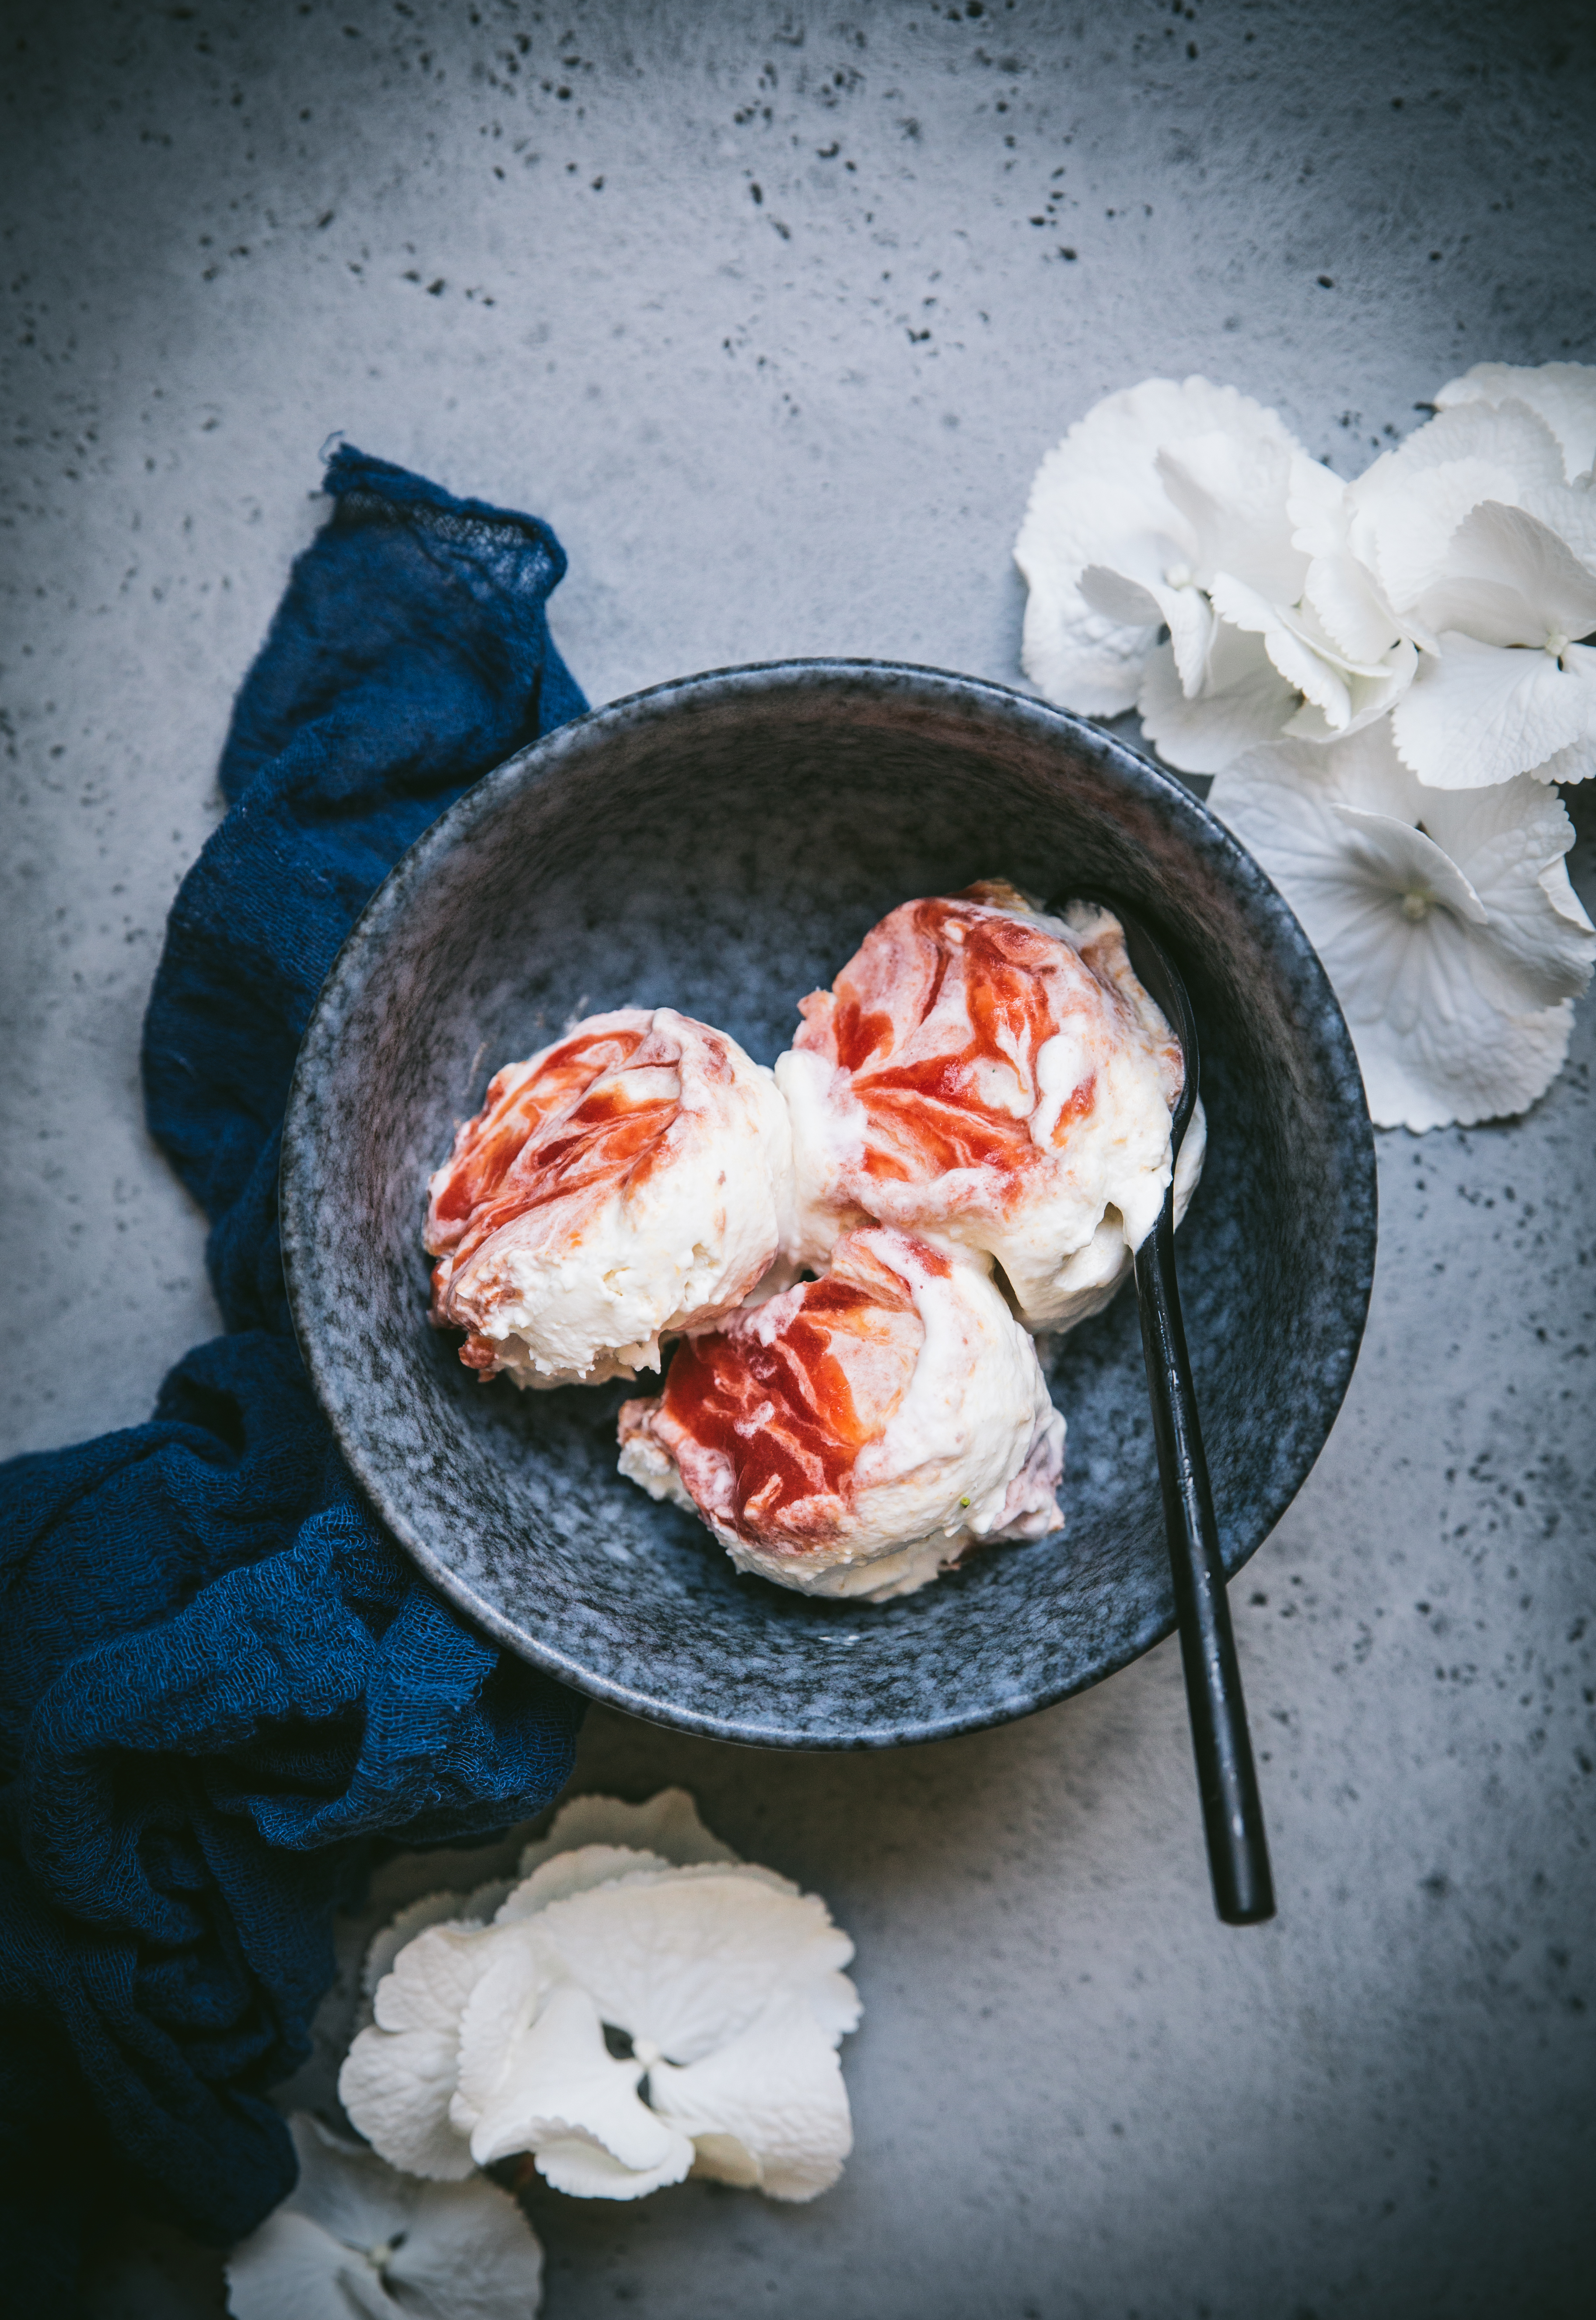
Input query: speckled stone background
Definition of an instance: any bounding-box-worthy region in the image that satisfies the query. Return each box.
[2,3,1592,2316]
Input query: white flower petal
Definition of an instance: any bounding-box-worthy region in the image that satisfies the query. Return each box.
[1017,494,1172,714]
[1391,629,1596,788]
[1137,625,1298,772]
[1282,639,1418,745]
[686,2134,764,2190]
[276,2114,414,2251]
[495,1845,676,1924]
[1015,376,1306,714]
[532,1869,859,2065]
[1278,595,1408,683]
[1286,718,1424,815]
[1365,398,1567,493]
[1522,476,1596,570]
[1352,979,1577,1132]
[1333,807,1490,929]
[1352,401,1567,609]
[1163,581,1218,694]
[1285,450,1351,553]
[1154,431,1309,604]
[1076,561,1164,626]
[1219,723,1592,1014]
[1274,656,1352,732]
[1410,573,1542,651]
[1208,573,1351,727]
[382,2175,544,2320]
[368,1924,490,2040]
[1289,464,1424,661]
[361,1883,509,2005]
[1074,563,1216,697]
[452,1934,549,2135]
[1410,778,1595,1008]
[1302,549,1407,665]
[227,2208,387,2320]
[1522,642,1596,784]
[1018,590,1159,715]
[262,2116,406,2255]
[469,1978,694,2186]
[515,1789,739,1879]
[1435,364,1596,484]
[1525,732,1596,787]
[1206,773,1446,1034]
[342,1926,501,2179]
[649,1998,854,2204]
[1414,500,1596,647]
[226,2117,544,2320]
[1209,730,1592,1129]
[530,2136,692,2203]
[1360,463,1517,614]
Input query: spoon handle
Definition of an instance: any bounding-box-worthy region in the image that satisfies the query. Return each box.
[1134,1202,1276,1926]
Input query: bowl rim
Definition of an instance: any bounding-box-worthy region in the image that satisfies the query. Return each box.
[280,656,1378,1747]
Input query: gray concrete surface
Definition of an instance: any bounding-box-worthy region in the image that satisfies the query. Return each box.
[4,3,1593,2315]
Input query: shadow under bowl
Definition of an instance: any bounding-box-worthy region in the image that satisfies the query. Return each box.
[280,660,1377,1748]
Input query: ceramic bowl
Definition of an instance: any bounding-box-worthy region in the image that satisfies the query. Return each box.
[280,661,1376,1748]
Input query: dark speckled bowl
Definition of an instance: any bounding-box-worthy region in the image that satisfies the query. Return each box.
[280,661,1376,1748]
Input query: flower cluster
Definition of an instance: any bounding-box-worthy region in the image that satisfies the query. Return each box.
[339,1789,860,2205]
[1015,364,1596,1130]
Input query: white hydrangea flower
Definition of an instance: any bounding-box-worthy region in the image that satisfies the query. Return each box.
[339,1793,860,2205]
[1015,376,1416,771]
[1210,723,1595,1130]
[517,1865,859,2201]
[225,2113,543,2320]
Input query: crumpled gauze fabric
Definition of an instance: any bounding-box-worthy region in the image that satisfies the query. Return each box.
[0,448,589,2314]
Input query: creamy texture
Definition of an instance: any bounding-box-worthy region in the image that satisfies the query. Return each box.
[617,1227,1064,1601]
[774,881,1204,1332]
[426,1008,794,1389]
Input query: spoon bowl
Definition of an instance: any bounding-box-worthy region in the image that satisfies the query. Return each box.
[280,661,1377,1749]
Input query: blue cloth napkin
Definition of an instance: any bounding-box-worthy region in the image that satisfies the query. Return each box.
[0,448,589,2312]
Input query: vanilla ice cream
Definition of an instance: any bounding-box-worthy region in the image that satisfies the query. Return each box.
[774,881,1204,1333]
[426,1008,794,1389]
[617,1226,1064,1601]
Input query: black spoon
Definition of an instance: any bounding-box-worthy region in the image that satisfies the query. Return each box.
[1051,895,1276,1927]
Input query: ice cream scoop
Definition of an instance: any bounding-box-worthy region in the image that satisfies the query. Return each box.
[774,881,1204,1333]
[426,1008,793,1389]
[616,1226,1064,1602]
